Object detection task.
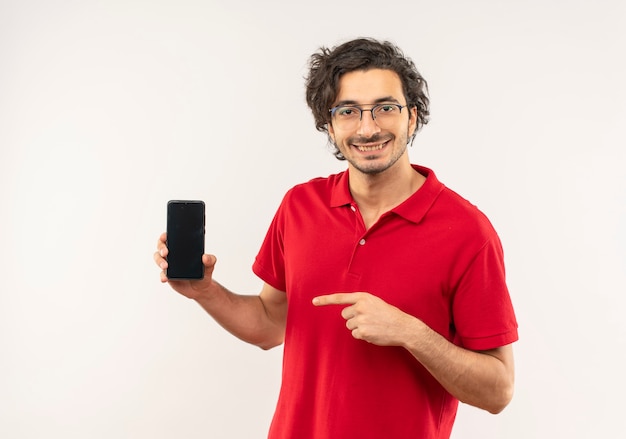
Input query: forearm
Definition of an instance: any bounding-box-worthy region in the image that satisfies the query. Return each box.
[403,317,514,414]
[194,280,286,350]
[156,238,286,349]
[311,292,515,412]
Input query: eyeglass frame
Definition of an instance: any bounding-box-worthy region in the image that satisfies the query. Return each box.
[328,103,410,126]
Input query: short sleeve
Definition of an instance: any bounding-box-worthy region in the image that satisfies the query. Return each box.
[452,237,518,351]
[252,194,288,292]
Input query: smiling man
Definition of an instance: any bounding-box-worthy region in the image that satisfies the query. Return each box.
[155,38,518,439]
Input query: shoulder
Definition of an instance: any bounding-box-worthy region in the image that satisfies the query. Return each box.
[437,187,495,235]
[421,177,500,247]
[282,171,346,205]
[413,165,496,234]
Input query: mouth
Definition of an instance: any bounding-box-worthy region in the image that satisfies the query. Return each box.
[353,140,389,152]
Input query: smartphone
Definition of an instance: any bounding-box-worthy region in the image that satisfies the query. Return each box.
[166,200,205,280]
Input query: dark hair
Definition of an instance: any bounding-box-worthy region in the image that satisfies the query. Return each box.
[305,38,430,160]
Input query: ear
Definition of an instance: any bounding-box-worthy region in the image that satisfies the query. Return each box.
[327,122,336,144]
[408,105,418,137]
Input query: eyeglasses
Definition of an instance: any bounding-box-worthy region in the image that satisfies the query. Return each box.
[329,103,408,130]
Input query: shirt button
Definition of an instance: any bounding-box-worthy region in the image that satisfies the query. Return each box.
[350,205,357,212]
[359,238,366,245]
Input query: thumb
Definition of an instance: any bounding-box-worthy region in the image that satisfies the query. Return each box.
[202,254,217,273]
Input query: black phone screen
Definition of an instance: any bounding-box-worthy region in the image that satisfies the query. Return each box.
[166,200,205,279]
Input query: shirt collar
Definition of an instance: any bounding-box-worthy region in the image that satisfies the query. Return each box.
[329,164,445,224]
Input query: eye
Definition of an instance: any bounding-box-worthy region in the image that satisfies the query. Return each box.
[336,106,359,118]
[376,104,398,114]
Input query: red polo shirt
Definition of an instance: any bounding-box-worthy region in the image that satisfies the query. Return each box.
[253,165,518,439]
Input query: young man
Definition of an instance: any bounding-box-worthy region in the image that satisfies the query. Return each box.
[155,38,518,438]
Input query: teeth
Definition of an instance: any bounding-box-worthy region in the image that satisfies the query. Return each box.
[356,142,385,152]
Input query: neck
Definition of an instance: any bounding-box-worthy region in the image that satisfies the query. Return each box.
[348,160,425,226]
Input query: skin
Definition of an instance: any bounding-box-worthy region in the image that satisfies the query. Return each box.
[154,67,515,415]
[155,242,287,351]
[327,69,425,228]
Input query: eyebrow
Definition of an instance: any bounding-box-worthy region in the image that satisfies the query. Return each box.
[333,96,402,107]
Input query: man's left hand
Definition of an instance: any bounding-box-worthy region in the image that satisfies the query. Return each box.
[312,292,415,346]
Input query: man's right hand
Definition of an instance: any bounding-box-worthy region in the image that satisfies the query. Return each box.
[154,232,218,300]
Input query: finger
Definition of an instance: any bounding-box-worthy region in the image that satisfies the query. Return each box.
[341,305,356,320]
[202,253,217,267]
[153,249,168,269]
[157,232,167,247]
[152,248,167,270]
[312,293,360,306]
[351,328,365,341]
[156,233,168,256]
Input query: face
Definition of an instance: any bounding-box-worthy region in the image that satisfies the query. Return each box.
[328,69,417,176]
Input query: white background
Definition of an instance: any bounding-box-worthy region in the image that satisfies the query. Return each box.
[1,1,624,437]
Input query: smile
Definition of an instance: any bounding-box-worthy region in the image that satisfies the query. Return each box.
[355,141,388,152]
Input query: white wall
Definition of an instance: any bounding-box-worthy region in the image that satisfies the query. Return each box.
[1,1,624,437]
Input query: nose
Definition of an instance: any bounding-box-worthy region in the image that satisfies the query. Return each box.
[357,109,381,136]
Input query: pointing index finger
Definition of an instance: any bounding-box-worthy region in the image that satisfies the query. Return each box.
[312,293,360,306]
